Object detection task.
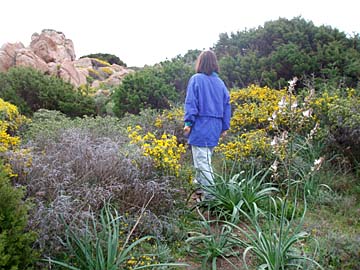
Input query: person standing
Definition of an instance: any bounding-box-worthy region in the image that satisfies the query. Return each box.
[183,50,231,199]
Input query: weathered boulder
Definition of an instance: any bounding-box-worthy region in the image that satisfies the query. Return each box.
[30,29,75,63]
[73,57,93,69]
[104,66,133,86]
[15,48,49,73]
[48,59,87,86]
[90,65,133,88]
[0,42,25,72]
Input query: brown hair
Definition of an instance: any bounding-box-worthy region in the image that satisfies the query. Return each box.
[195,50,219,75]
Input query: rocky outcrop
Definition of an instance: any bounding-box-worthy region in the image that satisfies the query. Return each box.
[0,29,131,88]
[15,48,49,73]
[30,30,75,63]
[0,42,25,72]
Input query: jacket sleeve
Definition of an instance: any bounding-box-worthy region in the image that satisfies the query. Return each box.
[222,90,231,131]
[184,77,198,123]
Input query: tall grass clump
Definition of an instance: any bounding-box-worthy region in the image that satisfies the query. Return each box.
[226,196,323,270]
[198,165,278,222]
[46,202,187,270]
[186,208,240,270]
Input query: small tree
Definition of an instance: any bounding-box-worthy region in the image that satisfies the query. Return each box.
[112,67,178,117]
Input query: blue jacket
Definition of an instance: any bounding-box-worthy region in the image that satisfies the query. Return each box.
[184,72,231,147]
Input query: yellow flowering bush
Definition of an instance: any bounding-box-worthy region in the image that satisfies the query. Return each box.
[217,85,286,160]
[92,58,111,67]
[0,123,20,153]
[153,106,185,143]
[88,68,101,79]
[217,84,319,161]
[309,89,340,126]
[0,98,28,152]
[0,98,28,132]
[0,98,29,175]
[100,66,113,76]
[127,125,186,176]
[154,106,184,129]
[310,88,360,167]
[216,129,270,160]
[126,254,159,269]
[230,85,287,132]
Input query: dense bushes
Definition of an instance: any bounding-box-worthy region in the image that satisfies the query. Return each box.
[0,161,38,270]
[112,67,178,117]
[80,53,127,67]
[4,89,359,269]
[0,67,96,117]
[324,90,360,170]
[110,55,194,117]
[157,57,194,100]
[8,110,182,257]
[214,17,360,90]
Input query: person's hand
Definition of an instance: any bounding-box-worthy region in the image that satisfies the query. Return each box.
[221,130,227,138]
[183,126,191,136]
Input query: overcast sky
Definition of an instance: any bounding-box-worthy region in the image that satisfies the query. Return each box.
[1,0,359,67]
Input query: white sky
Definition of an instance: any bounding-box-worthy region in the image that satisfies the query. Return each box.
[1,0,359,67]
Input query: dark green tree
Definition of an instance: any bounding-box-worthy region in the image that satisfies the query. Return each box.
[157,57,193,99]
[112,67,178,117]
[214,17,360,89]
[0,67,96,117]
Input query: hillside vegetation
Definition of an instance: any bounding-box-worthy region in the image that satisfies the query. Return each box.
[0,17,359,270]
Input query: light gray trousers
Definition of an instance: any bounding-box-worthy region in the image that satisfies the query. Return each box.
[191,145,214,187]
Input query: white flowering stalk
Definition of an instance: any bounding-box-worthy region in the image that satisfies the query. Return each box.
[311,157,325,171]
[288,77,298,92]
[278,96,287,109]
[271,136,278,146]
[270,160,279,172]
[304,88,315,103]
[302,108,313,118]
[308,122,320,139]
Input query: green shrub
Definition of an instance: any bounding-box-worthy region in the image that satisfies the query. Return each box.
[0,66,96,117]
[80,53,127,67]
[112,67,178,117]
[158,57,193,99]
[327,94,360,169]
[0,161,38,269]
[318,232,360,270]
